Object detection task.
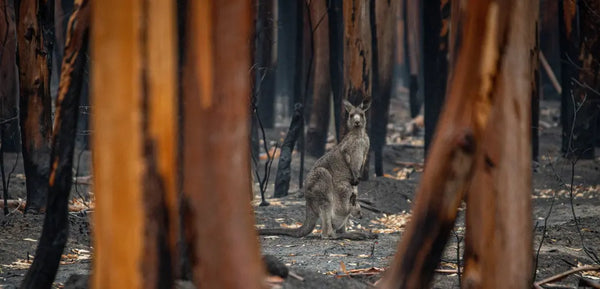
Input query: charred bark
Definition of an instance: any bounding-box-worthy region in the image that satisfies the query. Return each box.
[255,0,276,129]
[405,0,422,118]
[20,1,89,288]
[0,0,19,154]
[276,0,300,121]
[16,0,55,213]
[328,0,343,142]
[274,104,303,198]
[423,0,450,155]
[559,0,599,159]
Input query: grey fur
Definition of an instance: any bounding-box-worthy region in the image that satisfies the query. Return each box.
[259,100,376,240]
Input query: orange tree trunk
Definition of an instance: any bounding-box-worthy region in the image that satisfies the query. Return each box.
[20,1,90,287]
[91,0,179,287]
[16,0,54,213]
[180,1,265,288]
[379,0,537,288]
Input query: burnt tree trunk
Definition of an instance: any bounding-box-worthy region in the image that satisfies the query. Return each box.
[380,0,537,288]
[559,0,599,159]
[20,1,89,288]
[306,0,331,158]
[16,0,55,213]
[91,0,179,287]
[274,104,303,198]
[0,0,19,155]
[423,0,450,155]
[255,0,276,130]
[328,0,343,142]
[180,1,264,288]
[406,0,422,118]
[370,0,397,177]
[342,0,371,180]
[276,0,299,122]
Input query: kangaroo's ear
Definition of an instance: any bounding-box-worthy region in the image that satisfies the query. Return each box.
[343,99,354,113]
[360,99,371,111]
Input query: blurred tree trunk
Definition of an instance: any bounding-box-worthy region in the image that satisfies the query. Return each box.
[380,0,537,287]
[20,1,89,287]
[276,0,299,123]
[0,0,18,214]
[370,0,397,176]
[328,0,343,142]
[306,0,331,158]
[255,0,276,130]
[559,0,599,159]
[180,1,264,288]
[16,0,55,213]
[423,0,450,155]
[0,0,19,154]
[406,0,422,118]
[91,0,179,287]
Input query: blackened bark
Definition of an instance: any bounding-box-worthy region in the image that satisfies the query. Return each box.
[559,0,598,159]
[20,0,89,287]
[423,0,450,155]
[17,0,55,213]
[0,0,19,153]
[255,0,276,129]
[274,104,303,198]
[328,0,343,142]
[276,0,299,121]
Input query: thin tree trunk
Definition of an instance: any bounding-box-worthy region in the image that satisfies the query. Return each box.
[180,1,264,288]
[423,0,450,155]
[276,0,299,122]
[328,0,343,142]
[274,104,303,198]
[380,0,537,287]
[20,1,89,287]
[306,0,331,158]
[16,0,55,213]
[91,0,179,287]
[370,0,397,177]
[406,0,422,118]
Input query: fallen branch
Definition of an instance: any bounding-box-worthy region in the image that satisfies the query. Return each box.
[579,278,600,289]
[534,265,600,287]
[539,51,562,95]
[357,200,390,214]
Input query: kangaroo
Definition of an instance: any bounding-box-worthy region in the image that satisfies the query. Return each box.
[259,100,375,240]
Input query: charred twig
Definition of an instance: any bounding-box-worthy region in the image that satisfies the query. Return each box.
[357,201,389,214]
[579,278,600,288]
[533,169,557,281]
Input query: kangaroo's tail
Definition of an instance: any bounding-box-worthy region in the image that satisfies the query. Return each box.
[258,206,318,238]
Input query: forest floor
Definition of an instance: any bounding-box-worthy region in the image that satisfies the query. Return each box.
[0,97,599,288]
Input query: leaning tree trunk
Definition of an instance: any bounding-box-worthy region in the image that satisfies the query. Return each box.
[0,0,18,214]
[306,0,331,158]
[559,0,599,159]
[423,0,450,155]
[180,1,264,288]
[20,1,89,288]
[16,0,55,213]
[370,0,398,177]
[91,0,179,287]
[379,0,537,288]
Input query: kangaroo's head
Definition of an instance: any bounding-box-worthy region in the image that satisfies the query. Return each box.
[344,99,371,129]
